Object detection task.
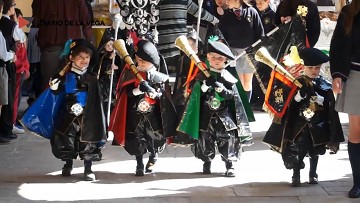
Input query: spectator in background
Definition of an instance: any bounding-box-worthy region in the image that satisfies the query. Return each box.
[0,0,26,141]
[12,8,29,134]
[24,22,42,105]
[32,0,95,90]
[187,0,219,41]
[330,0,360,198]
[218,0,264,101]
[254,0,276,33]
[275,0,320,47]
[0,0,16,144]
[215,0,229,15]
[251,0,276,111]
[158,0,219,76]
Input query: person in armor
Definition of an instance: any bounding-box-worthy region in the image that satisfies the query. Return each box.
[48,39,106,181]
[178,41,252,177]
[109,40,176,176]
[96,30,123,117]
[263,47,344,187]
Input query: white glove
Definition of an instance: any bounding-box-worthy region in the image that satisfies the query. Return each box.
[132,87,144,96]
[294,90,304,102]
[214,82,224,93]
[201,80,210,92]
[312,92,324,106]
[148,91,162,99]
[49,78,60,90]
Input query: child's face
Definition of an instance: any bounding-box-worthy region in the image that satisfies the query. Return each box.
[104,40,114,52]
[255,0,269,11]
[135,55,153,72]
[304,65,321,79]
[188,38,198,54]
[207,52,227,70]
[70,52,91,70]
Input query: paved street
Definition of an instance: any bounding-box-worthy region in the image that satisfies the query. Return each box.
[0,99,357,203]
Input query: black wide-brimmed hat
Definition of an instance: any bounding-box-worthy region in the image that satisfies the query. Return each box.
[61,38,99,70]
[69,39,96,54]
[98,29,114,52]
[299,48,329,66]
[207,41,235,60]
[135,40,160,67]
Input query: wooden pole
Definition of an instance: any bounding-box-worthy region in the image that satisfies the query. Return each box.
[335,0,347,12]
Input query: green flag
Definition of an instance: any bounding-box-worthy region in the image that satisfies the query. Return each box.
[177,81,201,140]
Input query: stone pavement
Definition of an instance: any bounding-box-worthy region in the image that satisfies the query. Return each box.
[0,101,357,202]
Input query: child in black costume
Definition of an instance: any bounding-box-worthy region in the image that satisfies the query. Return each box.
[110,40,176,176]
[49,39,106,181]
[178,41,252,177]
[97,30,123,115]
[263,48,344,186]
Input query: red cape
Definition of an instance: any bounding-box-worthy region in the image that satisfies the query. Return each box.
[109,65,142,146]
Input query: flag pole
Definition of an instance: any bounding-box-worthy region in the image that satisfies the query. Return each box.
[224,26,279,68]
[107,13,122,127]
[196,0,204,48]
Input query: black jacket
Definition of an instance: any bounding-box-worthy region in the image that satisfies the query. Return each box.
[52,70,106,143]
[330,5,360,82]
[197,70,240,132]
[263,76,344,152]
[255,5,276,34]
[275,0,320,47]
[219,4,264,48]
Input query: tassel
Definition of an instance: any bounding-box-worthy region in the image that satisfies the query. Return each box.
[60,39,73,58]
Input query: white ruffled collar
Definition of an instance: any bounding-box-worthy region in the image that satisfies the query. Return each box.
[71,67,87,75]
[209,67,224,73]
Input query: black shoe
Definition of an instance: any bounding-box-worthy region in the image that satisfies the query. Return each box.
[309,174,318,184]
[291,176,301,187]
[84,170,96,181]
[145,154,158,173]
[145,161,155,173]
[3,133,17,140]
[135,168,145,176]
[0,136,10,144]
[348,186,360,198]
[225,168,236,177]
[135,164,145,176]
[27,97,35,106]
[203,162,211,174]
[61,167,72,177]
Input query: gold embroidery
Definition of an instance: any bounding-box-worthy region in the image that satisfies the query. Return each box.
[297,6,308,17]
[274,88,284,104]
